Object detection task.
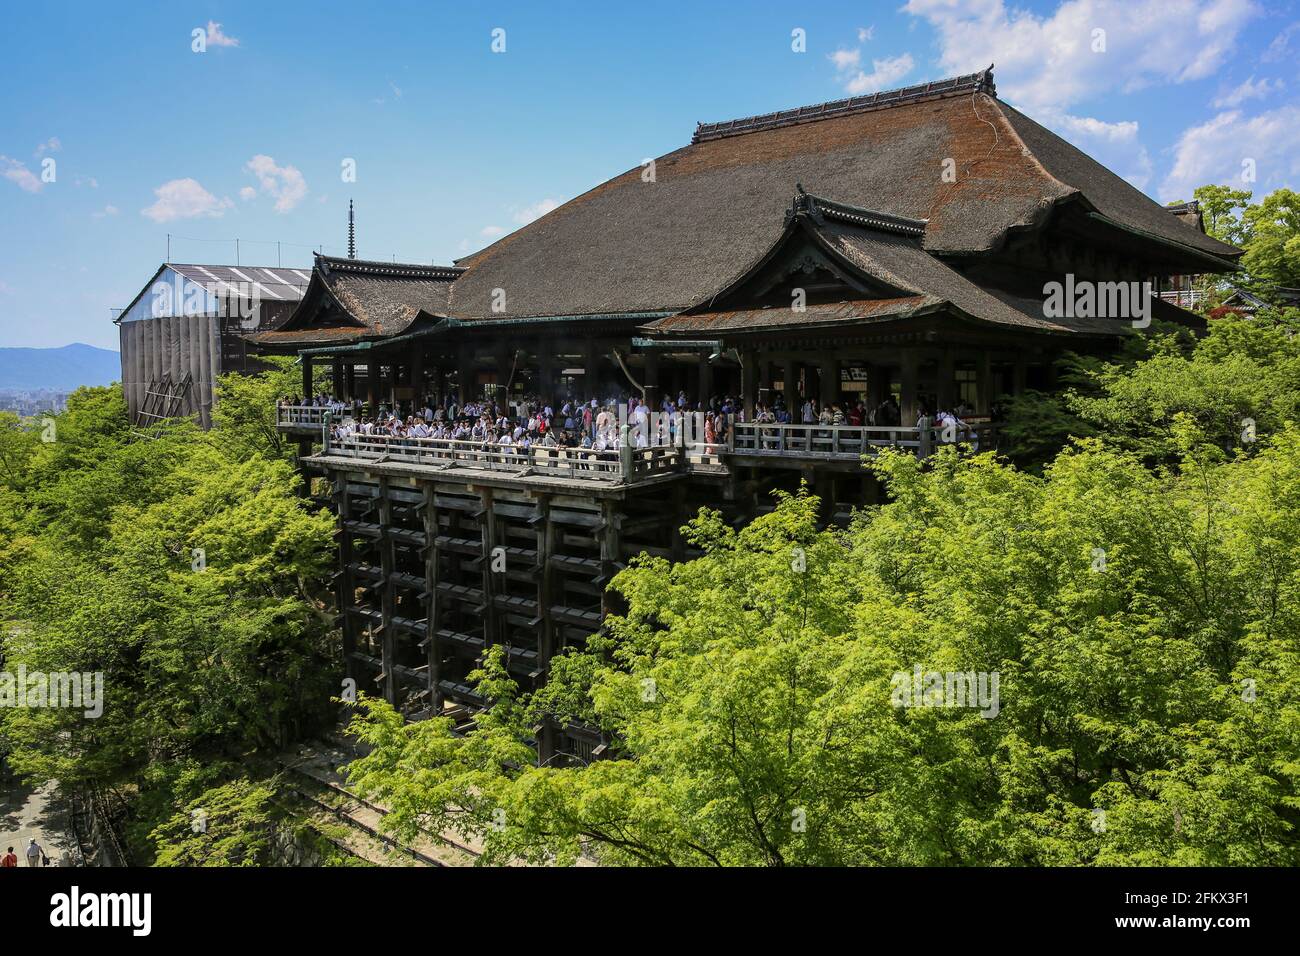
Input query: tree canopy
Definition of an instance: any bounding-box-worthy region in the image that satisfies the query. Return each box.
[0,360,339,863]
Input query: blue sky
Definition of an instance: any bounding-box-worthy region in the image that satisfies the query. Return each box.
[1,0,1297,349]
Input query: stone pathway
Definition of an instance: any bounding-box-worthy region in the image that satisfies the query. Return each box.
[0,776,83,867]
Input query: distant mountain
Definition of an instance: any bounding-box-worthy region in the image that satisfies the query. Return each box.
[0,343,120,391]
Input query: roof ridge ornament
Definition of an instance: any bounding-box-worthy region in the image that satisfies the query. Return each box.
[692,66,996,144]
[786,188,928,237]
[313,252,465,280]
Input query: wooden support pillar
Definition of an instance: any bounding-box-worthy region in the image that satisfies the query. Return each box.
[538,344,555,397]
[302,355,314,398]
[377,477,398,706]
[410,351,425,407]
[977,352,992,414]
[1012,357,1027,397]
[900,350,919,426]
[599,501,624,619]
[697,350,713,408]
[937,349,955,412]
[783,358,798,412]
[532,493,557,766]
[819,353,838,407]
[584,339,599,395]
[344,363,356,402]
[335,475,358,691]
[493,344,511,405]
[366,362,378,410]
[478,487,498,647]
[330,357,343,398]
[758,354,772,409]
[421,483,442,713]
[457,346,475,405]
[741,348,757,420]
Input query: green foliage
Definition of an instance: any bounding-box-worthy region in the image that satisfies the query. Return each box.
[0,374,339,863]
[210,355,302,462]
[344,432,1300,865]
[1183,185,1300,299]
[1189,184,1252,246]
[1241,188,1300,291]
[1069,309,1300,462]
[150,778,282,867]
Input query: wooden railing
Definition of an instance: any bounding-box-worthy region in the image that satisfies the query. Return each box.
[277,404,333,428]
[290,403,997,479]
[730,421,996,459]
[324,429,681,484]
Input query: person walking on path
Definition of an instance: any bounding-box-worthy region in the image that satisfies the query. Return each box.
[25,838,45,867]
[1,847,17,868]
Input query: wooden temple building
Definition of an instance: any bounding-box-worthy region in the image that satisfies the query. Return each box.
[251,68,1240,761]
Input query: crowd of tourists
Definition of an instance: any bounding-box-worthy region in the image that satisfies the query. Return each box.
[277,389,980,453]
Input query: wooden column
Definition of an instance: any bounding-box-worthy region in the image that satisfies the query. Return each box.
[478,487,498,648]
[599,500,623,619]
[584,340,600,398]
[697,350,713,408]
[819,353,838,407]
[900,350,919,425]
[344,362,357,402]
[458,346,475,405]
[758,354,772,409]
[410,351,425,407]
[977,352,992,414]
[642,351,660,412]
[741,348,757,420]
[937,349,955,411]
[335,475,358,690]
[782,358,798,412]
[377,477,398,706]
[538,343,555,397]
[421,483,442,713]
[366,362,378,410]
[301,354,314,398]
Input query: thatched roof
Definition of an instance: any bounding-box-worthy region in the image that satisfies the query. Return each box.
[247,255,461,347]
[648,193,1135,338]
[448,67,1239,323]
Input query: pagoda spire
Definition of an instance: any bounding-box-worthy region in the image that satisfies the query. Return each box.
[347,199,356,259]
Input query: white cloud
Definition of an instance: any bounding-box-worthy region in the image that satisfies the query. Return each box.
[140,178,233,222]
[34,137,61,157]
[1055,110,1154,188]
[244,154,307,212]
[0,280,12,294]
[239,185,256,200]
[858,26,875,42]
[1,156,42,193]
[829,48,861,71]
[74,174,98,188]
[512,198,561,225]
[1212,75,1281,108]
[901,0,1259,113]
[841,53,915,95]
[1052,113,1138,141]
[899,0,1260,195]
[205,21,239,48]
[92,204,119,218]
[1263,21,1300,61]
[480,225,505,238]
[1161,104,1300,201]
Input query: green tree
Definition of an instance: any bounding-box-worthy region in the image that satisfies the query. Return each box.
[0,377,339,862]
[343,433,1300,865]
